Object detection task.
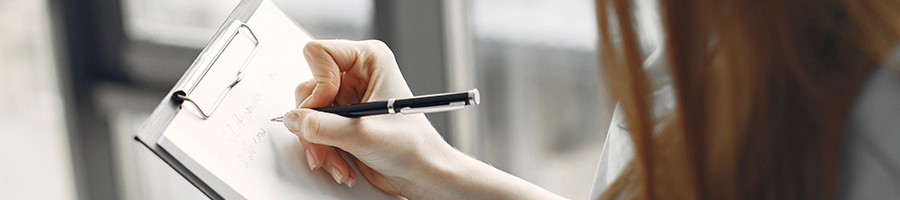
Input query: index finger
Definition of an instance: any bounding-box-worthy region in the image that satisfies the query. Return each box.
[302,40,366,108]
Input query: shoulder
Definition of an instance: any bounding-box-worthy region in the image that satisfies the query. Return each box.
[838,50,900,199]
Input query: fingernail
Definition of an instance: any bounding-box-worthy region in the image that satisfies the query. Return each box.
[305,150,316,170]
[283,112,300,131]
[326,165,343,184]
[344,178,355,188]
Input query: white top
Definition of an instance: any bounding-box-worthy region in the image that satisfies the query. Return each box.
[589,45,672,199]
[589,47,900,199]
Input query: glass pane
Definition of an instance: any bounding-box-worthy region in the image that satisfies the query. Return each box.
[122,0,374,47]
[469,0,610,199]
[0,0,76,199]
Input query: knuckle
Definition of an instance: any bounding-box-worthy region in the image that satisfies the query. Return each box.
[363,39,388,50]
[301,78,317,87]
[294,84,304,94]
[363,40,394,56]
[297,79,315,91]
[360,40,397,68]
[294,83,308,96]
[303,41,326,57]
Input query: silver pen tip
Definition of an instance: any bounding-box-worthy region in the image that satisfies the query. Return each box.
[270,116,284,122]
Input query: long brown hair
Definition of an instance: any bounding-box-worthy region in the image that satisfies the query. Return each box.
[595,0,900,199]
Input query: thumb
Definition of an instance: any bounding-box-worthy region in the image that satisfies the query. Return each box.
[283,109,363,151]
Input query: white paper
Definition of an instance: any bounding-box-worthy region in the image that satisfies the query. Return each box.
[159,1,398,199]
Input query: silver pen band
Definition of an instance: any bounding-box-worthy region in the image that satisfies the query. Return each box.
[387,98,396,114]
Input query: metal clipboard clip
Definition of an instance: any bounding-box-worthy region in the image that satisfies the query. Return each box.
[171,20,260,119]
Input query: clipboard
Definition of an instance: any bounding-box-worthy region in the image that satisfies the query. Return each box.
[135,0,396,199]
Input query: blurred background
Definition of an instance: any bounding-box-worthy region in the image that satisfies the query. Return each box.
[0,0,662,199]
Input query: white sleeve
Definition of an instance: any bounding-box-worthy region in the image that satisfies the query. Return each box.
[838,66,900,199]
[589,45,672,198]
[590,105,635,199]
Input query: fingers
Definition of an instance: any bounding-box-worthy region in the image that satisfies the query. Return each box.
[299,139,357,187]
[299,139,326,170]
[295,79,316,108]
[302,40,357,108]
[302,40,395,107]
[295,78,357,187]
[284,109,366,188]
[283,109,365,151]
[323,147,357,187]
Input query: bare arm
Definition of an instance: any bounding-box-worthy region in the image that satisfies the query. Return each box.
[281,40,565,199]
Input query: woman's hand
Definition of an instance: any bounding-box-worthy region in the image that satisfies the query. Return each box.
[283,39,564,199]
[282,40,457,196]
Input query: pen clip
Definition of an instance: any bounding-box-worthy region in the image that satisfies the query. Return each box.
[399,101,467,114]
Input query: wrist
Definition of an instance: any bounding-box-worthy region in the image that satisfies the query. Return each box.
[402,144,565,200]
[399,142,471,199]
[392,115,562,199]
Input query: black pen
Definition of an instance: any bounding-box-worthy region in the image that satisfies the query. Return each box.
[270,89,480,122]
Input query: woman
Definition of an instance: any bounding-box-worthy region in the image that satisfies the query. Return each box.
[281,0,900,198]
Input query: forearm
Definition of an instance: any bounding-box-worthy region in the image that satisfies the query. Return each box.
[403,147,566,200]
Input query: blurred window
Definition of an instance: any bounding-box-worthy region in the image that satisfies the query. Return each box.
[468,0,610,199]
[122,0,373,48]
[0,0,76,199]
